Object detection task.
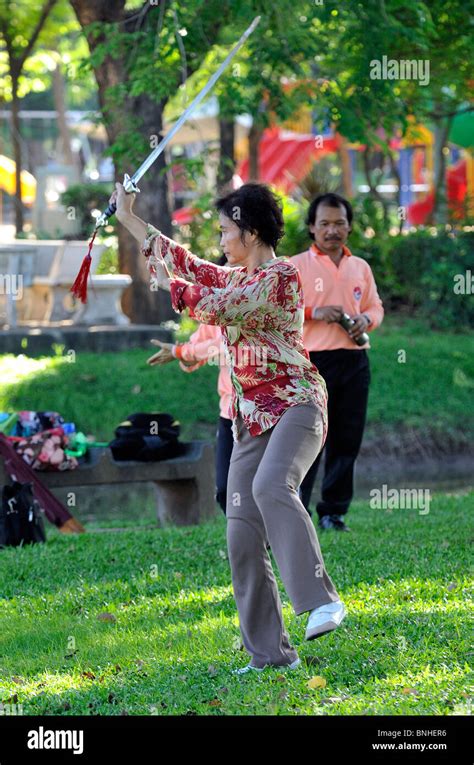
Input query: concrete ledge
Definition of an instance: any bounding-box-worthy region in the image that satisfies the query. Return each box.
[0,324,174,355]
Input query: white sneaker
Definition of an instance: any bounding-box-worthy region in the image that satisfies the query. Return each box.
[233,657,301,675]
[305,599,346,640]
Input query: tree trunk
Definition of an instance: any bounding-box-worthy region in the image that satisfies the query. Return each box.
[70,0,174,324]
[70,0,227,322]
[339,137,353,199]
[217,115,235,190]
[52,62,75,166]
[117,95,175,324]
[248,122,263,182]
[10,72,23,233]
[362,145,389,228]
[388,149,403,233]
[430,115,453,225]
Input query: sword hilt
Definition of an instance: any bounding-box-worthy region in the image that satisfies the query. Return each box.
[95,173,140,229]
[95,201,117,229]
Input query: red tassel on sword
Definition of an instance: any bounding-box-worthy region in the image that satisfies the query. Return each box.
[70,230,97,303]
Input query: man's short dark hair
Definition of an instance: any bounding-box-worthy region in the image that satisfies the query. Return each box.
[306,193,353,240]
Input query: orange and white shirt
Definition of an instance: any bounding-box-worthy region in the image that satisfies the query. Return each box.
[291,243,384,351]
[174,323,232,420]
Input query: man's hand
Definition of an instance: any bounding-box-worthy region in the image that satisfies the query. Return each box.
[313,305,344,323]
[147,339,175,366]
[348,314,370,341]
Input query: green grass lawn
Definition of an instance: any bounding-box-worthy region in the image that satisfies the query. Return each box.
[0,491,472,716]
[0,316,473,444]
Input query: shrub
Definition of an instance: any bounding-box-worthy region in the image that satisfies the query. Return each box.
[277,194,311,257]
[60,183,114,238]
[95,242,119,274]
[389,228,474,330]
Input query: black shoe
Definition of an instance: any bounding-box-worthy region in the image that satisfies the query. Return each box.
[318,514,351,532]
[332,514,351,532]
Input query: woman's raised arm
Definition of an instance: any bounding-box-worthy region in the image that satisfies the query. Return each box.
[110,182,231,288]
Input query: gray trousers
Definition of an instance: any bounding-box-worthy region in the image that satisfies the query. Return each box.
[226,401,340,668]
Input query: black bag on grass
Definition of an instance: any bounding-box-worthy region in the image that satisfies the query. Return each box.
[0,481,46,548]
[109,412,186,462]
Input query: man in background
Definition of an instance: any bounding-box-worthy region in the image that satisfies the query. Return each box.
[292,193,384,532]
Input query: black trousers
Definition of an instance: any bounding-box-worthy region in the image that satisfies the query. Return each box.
[215,416,234,514]
[300,349,370,518]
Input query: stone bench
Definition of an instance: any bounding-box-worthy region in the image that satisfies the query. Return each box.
[33,241,131,325]
[69,274,132,325]
[6,240,131,325]
[0,441,217,527]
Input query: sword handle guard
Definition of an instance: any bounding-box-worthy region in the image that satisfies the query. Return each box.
[95,173,141,228]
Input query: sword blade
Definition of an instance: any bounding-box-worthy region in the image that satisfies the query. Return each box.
[130,15,261,185]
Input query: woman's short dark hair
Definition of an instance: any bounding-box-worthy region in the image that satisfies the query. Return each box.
[215,183,284,249]
[306,193,353,240]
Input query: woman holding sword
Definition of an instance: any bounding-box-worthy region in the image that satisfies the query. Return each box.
[109,180,346,673]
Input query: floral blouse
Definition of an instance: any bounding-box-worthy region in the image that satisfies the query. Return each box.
[141,224,328,444]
